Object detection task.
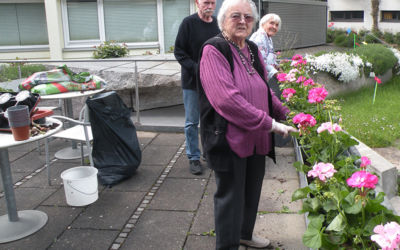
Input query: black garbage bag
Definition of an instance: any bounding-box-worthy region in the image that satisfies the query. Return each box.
[86,91,141,186]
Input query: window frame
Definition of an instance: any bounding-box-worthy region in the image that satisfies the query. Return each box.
[381,11,400,23]
[329,11,364,22]
[0,0,49,51]
[61,0,182,52]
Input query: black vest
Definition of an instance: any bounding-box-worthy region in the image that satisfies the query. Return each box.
[197,33,276,171]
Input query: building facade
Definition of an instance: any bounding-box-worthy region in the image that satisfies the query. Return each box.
[0,0,327,60]
[328,0,400,33]
[256,0,327,50]
[0,0,195,60]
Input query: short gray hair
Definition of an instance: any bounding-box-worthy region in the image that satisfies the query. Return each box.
[259,13,281,31]
[217,0,259,31]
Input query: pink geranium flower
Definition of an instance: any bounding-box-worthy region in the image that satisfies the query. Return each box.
[282,88,296,102]
[286,73,297,82]
[296,76,307,83]
[307,162,337,182]
[303,78,315,86]
[293,113,316,129]
[375,76,382,84]
[308,87,328,104]
[290,59,307,67]
[371,222,400,250]
[292,54,303,61]
[277,73,287,82]
[360,156,371,168]
[317,122,342,134]
[347,170,379,189]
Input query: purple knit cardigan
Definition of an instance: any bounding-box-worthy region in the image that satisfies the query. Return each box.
[199,43,289,158]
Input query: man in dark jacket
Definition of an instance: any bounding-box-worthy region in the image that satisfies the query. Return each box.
[174,0,219,175]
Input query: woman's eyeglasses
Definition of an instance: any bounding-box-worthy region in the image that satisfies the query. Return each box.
[229,13,254,23]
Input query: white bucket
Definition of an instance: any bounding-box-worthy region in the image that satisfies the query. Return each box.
[61,166,99,206]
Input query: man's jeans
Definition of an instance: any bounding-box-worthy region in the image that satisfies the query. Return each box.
[183,88,201,161]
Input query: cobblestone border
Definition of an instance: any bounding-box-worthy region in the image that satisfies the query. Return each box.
[109,142,186,250]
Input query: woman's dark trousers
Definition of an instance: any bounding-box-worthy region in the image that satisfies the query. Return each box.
[214,153,266,250]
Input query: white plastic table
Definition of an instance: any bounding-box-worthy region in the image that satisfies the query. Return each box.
[0,118,62,243]
[40,89,104,159]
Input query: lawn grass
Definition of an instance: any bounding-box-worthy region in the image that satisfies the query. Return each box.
[0,64,47,82]
[337,75,400,148]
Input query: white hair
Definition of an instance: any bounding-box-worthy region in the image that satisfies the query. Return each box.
[217,0,259,31]
[259,13,281,31]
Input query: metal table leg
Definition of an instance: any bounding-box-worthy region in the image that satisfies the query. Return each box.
[0,148,48,243]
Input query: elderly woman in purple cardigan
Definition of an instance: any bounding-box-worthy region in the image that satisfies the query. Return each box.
[198,0,297,249]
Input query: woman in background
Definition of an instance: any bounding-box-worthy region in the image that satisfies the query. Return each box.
[250,14,291,147]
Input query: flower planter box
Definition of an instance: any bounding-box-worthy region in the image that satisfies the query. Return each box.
[292,136,400,248]
[293,136,399,210]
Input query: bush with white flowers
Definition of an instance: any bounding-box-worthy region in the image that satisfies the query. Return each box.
[305,52,369,83]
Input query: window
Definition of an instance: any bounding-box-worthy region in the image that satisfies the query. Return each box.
[0,3,48,46]
[67,0,99,41]
[104,0,158,43]
[382,11,400,22]
[63,0,159,46]
[163,0,190,51]
[330,11,364,22]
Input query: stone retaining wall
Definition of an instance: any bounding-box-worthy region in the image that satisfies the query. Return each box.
[311,70,393,97]
[65,67,182,111]
[353,139,400,215]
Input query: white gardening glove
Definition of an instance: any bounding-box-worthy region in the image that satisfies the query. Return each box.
[270,119,297,138]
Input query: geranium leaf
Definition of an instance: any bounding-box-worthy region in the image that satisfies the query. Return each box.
[324,232,346,245]
[343,200,362,214]
[322,199,337,212]
[343,190,362,214]
[292,186,311,201]
[364,214,385,235]
[303,214,324,249]
[326,214,346,232]
[310,197,322,211]
[366,192,386,213]
[344,190,358,205]
[303,229,322,249]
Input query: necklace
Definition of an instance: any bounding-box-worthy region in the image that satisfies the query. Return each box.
[222,32,256,75]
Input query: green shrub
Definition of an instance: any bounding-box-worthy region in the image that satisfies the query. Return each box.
[333,34,347,47]
[93,41,128,59]
[373,29,383,39]
[0,64,47,82]
[358,29,368,38]
[353,43,397,75]
[326,29,335,43]
[383,32,395,44]
[334,33,360,48]
[395,32,400,45]
[365,34,379,44]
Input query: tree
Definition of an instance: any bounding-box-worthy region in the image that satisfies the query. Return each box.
[371,0,380,32]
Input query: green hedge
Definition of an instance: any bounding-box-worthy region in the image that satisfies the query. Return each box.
[353,44,397,75]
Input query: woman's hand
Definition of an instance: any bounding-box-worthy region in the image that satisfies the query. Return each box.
[270,119,298,138]
[274,65,283,73]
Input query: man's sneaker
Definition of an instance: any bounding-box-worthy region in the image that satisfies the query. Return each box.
[240,235,271,249]
[189,160,202,175]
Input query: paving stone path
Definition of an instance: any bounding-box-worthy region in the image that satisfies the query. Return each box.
[0,131,307,250]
